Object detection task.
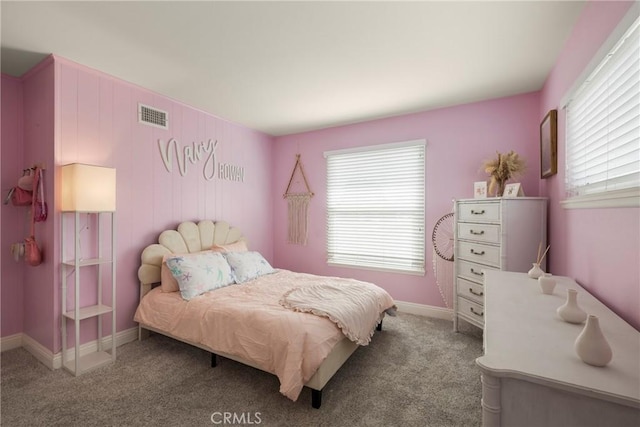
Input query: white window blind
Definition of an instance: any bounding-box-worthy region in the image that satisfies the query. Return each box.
[565,16,639,198]
[324,140,425,274]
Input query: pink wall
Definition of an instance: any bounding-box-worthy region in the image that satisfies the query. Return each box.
[1,75,26,337]
[273,92,541,307]
[539,0,639,330]
[21,60,58,350]
[1,56,275,352]
[54,57,275,351]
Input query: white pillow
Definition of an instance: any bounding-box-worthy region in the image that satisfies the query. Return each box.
[165,251,234,300]
[211,240,248,253]
[161,250,219,292]
[224,251,275,283]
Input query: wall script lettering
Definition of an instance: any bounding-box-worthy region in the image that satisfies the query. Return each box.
[158,138,245,182]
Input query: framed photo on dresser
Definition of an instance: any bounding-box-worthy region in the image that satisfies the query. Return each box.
[474,181,487,198]
[503,183,524,197]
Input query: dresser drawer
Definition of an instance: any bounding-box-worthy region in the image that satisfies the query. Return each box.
[457,297,485,327]
[458,202,500,223]
[457,241,501,267]
[457,259,499,284]
[457,277,484,304]
[457,223,500,244]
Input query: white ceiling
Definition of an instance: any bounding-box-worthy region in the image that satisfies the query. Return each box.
[1,1,585,136]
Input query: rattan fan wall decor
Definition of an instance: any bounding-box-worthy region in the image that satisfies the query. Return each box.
[431,213,454,309]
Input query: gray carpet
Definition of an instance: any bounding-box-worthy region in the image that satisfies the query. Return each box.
[1,313,483,426]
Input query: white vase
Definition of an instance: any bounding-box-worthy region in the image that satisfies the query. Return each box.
[528,262,544,279]
[575,315,613,367]
[538,273,556,294]
[557,289,587,324]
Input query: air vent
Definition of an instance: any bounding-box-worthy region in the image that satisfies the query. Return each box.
[138,103,168,129]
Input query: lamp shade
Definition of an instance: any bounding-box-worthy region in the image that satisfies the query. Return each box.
[61,163,116,212]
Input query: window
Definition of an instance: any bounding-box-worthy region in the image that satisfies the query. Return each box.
[324,140,425,274]
[564,15,639,208]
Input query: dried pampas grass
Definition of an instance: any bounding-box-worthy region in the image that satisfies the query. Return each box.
[483,150,526,196]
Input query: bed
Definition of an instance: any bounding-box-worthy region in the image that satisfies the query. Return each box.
[134,220,396,408]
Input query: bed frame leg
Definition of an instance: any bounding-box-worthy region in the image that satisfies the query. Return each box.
[377,320,383,331]
[311,389,322,409]
[211,353,218,368]
[138,326,150,341]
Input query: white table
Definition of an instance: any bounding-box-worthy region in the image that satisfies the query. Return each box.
[476,270,640,427]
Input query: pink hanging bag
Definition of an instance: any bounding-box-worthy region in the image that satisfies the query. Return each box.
[24,167,43,266]
[34,168,48,222]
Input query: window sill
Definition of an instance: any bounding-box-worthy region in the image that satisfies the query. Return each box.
[327,261,425,276]
[561,188,640,209]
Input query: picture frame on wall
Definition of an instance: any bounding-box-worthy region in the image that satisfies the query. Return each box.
[503,183,525,197]
[540,109,558,178]
[474,181,487,198]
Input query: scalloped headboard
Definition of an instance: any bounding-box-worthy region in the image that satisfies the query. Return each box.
[137,220,244,287]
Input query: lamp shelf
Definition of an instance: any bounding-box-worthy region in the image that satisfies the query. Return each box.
[62,258,112,268]
[63,304,113,321]
[61,210,116,377]
[63,350,113,376]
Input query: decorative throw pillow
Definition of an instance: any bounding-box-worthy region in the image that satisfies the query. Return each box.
[166,251,234,300]
[224,251,275,284]
[211,240,248,253]
[160,256,180,292]
[161,251,214,292]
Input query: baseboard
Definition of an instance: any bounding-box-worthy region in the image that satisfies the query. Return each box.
[395,300,453,321]
[3,327,138,370]
[0,333,24,352]
[22,334,57,370]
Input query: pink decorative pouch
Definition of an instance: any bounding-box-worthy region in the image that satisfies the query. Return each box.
[11,187,32,206]
[24,236,42,266]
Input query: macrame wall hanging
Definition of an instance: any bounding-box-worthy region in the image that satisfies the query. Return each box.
[283,154,314,245]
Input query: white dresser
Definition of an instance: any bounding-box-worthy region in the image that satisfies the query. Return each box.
[477,270,640,427]
[453,197,547,331]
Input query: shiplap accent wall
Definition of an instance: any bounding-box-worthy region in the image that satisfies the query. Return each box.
[2,56,275,354]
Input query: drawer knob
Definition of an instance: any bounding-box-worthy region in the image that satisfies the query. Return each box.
[470,307,484,317]
[470,249,485,255]
[470,229,485,235]
[469,288,484,297]
[470,268,484,276]
[471,209,485,215]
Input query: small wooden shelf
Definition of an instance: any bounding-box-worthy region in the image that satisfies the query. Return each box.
[63,304,113,320]
[63,350,113,375]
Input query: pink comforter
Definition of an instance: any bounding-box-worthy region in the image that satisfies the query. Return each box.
[134,269,395,401]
